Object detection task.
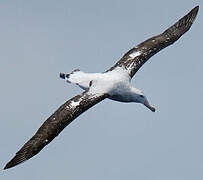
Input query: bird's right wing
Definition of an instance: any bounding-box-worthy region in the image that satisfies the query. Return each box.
[4,87,109,169]
[107,6,199,78]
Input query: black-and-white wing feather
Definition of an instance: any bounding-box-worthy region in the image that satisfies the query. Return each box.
[4,90,108,169]
[107,6,199,78]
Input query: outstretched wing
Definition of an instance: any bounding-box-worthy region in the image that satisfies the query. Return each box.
[107,6,199,78]
[4,90,108,169]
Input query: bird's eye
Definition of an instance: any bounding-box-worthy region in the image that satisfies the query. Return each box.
[139,95,144,98]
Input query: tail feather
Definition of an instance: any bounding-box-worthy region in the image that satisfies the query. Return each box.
[59,69,81,83]
[59,69,92,90]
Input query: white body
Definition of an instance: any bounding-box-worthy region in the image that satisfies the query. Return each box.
[63,67,155,111]
[66,67,136,101]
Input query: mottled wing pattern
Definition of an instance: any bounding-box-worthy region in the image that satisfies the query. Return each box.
[4,90,108,169]
[107,6,199,78]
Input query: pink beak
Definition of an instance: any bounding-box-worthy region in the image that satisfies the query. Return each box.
[144,100,156,112]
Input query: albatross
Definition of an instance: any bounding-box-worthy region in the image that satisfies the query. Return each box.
[4,6,199,169]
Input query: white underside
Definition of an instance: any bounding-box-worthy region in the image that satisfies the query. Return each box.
[64,67,142,103]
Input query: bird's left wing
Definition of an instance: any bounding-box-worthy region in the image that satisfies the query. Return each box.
[4,89,108,169]
[107,6,199,78]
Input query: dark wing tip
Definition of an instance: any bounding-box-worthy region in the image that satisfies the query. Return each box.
[4,154,27,170]
[4,138,46,170]
[194,5,199,13]
[163,6,199,38]
[4,143,31,169]
[189,5,199,23]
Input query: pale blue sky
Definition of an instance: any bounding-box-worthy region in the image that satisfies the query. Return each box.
[1,1,202,179]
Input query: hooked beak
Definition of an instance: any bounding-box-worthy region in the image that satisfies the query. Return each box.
[144,100,156,112]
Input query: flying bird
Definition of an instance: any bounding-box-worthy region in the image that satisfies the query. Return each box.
[4,6,199,169]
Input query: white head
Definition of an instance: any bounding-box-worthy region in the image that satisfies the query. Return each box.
[131,87,155,112]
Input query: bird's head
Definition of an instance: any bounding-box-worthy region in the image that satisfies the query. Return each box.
[132,88,156,112]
